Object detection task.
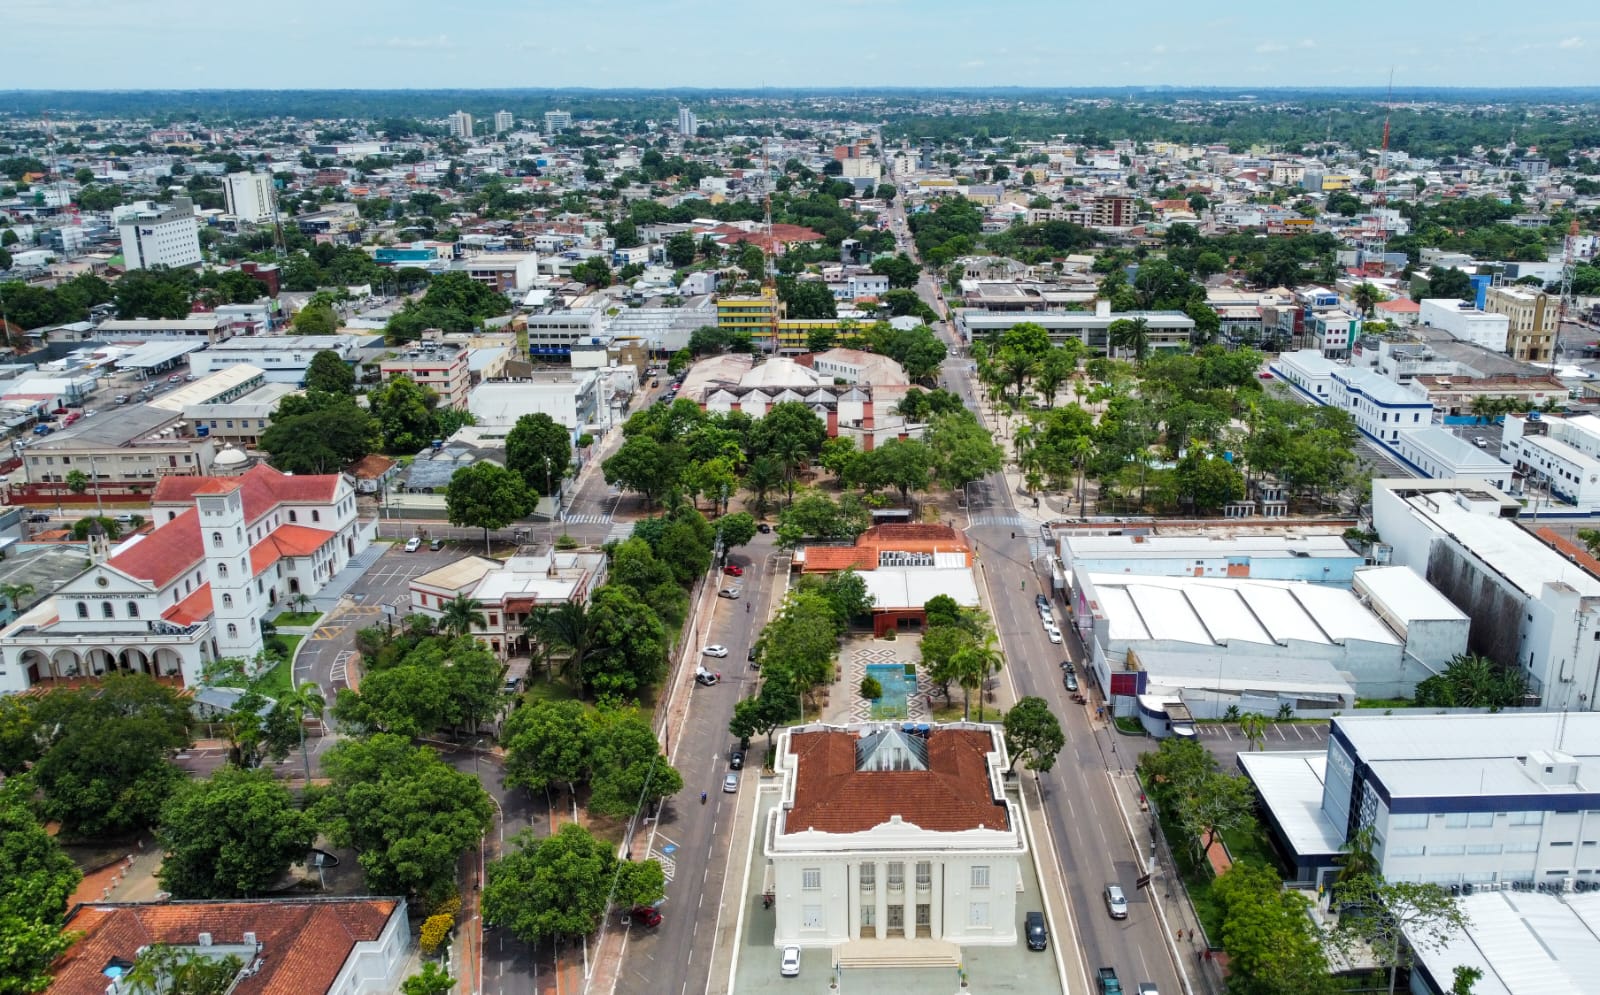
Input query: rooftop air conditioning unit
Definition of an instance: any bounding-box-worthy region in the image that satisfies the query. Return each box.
[197,932,212,946]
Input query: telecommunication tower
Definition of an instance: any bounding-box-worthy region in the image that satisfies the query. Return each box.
[1553,218,1581,371]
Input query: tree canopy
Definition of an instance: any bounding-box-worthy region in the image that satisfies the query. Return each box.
[155,766,315,899]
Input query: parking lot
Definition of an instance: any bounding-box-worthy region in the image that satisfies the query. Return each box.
[1191,720,1330,769]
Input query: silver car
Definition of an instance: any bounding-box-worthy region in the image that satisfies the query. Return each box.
[1105,884,1128,919]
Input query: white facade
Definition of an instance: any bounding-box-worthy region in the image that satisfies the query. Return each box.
[493,110,514,133]
[189,335,367,384]
[1329,367,1434,446]
[468,372,600,433]
[1391,427,1513,491]
[1420,298,1510,353]
[544,110,572,133]
[117,197,202,270]
[448,110,475,138]
[1373,479,1600,711]
[224,172,276,224]
[1268,349,1336,401]
[1502,413,1600,509]
[765,724,1026,951]
[676,106,697,137]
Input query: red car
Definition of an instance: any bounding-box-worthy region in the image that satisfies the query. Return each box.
[723,564,744,577]
[630,905,662,928]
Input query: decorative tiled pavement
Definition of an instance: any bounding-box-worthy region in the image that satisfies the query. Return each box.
[845,643,934,722]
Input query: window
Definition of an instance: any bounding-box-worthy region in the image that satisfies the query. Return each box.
[211,531,223,548]
[102,602,115,619]
[801,905,823,929]
[1467,843,1503,855]
[1510,811,1546,826]
[1387,845,1426,857]
[289,511,297,523]
[916,862,931,890]
[226,623,238,638]
[76,601,88,619]
[1470,811,1495,827]
[312,510,320,522]
[1550,841,1575,848]
[860,904,875,927]
[887,862,904,891]
[217,563,228,578]
[1505,842,1539,853]
[222,593,233,608]
[1444,813,1469,829]
[127,601,139,618]
[801,868,821,891]
[859,864,874,890]
[1390,813,1429,830]
[488,614,499,627]
[970,866,990,889]
[1432,844,1466,856]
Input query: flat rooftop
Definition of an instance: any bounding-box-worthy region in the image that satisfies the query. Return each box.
[1063,533,1359,561]
[1404,495,1600,598]
[1087,574,1400,648]
[1236,751,1346,858]
[1409,890,1600,995]
[1351,566,1469,623]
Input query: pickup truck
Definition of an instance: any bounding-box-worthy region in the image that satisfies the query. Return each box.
[1097,967,1123,995]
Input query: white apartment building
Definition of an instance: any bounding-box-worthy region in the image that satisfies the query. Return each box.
[448,110,475,138]
[1420,298,1511,353]
[1501,413,1600,509]
[765,723,1027,952]
[468,371,601,434]
[676,106,697,137]
[223,172,276,225]
[379,341,471,411]
[1241,713,1600,889]
[1391,427,1513,492]
[1373,478,1600,711]
[524,308,603,359]
[0,465,371,694]
[808,348,909,387]
[117,197,202,270]
[544,110,572,133]
[1329,367,1434,446]
[1270,349,1337,401]
[493,110,514,133]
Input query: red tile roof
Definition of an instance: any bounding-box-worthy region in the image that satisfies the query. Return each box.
[783,728,1008,835]
[163,583,212,626]
[51,898,401,995]
[152,465,340,527]
[259,524,335,563]
[799,547,875,573]
[859,523,966,546]
[107,508,202,588]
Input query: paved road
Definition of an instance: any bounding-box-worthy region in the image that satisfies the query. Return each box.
[895,219,1186,993]
[616,532,784,995]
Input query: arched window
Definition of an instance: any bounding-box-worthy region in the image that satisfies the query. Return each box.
[289,510,298,523]
[76,601,89,619]
[226,623,238,638]
[102,602,115,619]
[211,531,223,548]
[312,510,321,522]
[217,563,228,578]
[236,527,242,541]
[127,601,139,618]
[222,593,233,608]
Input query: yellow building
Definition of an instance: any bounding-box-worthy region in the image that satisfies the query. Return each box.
[1485,286,1556,364]
[717,290,783,342]
[1320,175,1355,191]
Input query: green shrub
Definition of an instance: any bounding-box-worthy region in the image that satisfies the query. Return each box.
[859,676,883,700]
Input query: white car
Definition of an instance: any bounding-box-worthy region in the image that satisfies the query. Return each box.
[780,945,801,977]
[403,537,422,552]
[1047,629,1063,645]
[703,645,729,658]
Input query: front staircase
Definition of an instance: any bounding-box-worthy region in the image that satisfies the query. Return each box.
[833,938,962,970]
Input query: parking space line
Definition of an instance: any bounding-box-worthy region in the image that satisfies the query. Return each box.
[1220,725,1232,741]
[1291,725,1304,740]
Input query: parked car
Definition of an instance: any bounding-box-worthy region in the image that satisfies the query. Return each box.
[723,564,744,577]
[748,645,760,666]
[404,537,423,552]
[1063,670,1079,692]
[26,512,51,524]
[703,645,729,658]
[1047,629,1063,645]
[780,945,801,977]
[1025,910,1048,951]
[729,748,744,770]
[1060,660,1075,674]
[167,373,183,383]
[630,905,662,928]
[114,395,129,404]
[718,587,741,599]
[723,771,739,793]
[1104,884,1128,919]
[1035,594,1049,611]
[695,669,721,686]
[756,522,772,534]
[429,538,444,550]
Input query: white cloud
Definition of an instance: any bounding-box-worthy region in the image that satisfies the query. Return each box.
[1152,44,1168,54]
[1298,39,1317,49]
[1559,35,1584,48]
[371,34,453,50]
[1254,41,1288,53]
[961,59,985,69]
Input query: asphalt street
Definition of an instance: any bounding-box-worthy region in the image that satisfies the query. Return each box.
[615,532,784,995]
[890,185,1186,994]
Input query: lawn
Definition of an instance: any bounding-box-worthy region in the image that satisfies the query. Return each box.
[207,635,299,698]
[273,611,322,627]
[522,675,577,704]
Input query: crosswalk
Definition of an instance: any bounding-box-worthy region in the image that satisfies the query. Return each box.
[564,512,614,525]
[970,514,1035,529]
[604,522,636,545]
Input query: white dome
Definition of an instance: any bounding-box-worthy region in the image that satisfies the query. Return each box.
[214,445,251,473]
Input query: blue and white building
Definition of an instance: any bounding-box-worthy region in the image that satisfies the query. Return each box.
[1329,367,1434,447]
[1241,713,1600,888]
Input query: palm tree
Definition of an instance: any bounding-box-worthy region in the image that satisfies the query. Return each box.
[439,595,487,638]
[0,581,36,616]
[289,591,313,614]
[277,682,326,782]
[524,600,594,689]
[64,469,89,496]
[741,456,783,519]
[1469,395,1496,425]
[1238,711,1268,752]
[1351,282,1381,317]
[1108,317,1150,362]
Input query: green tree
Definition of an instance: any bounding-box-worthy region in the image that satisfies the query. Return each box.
[752,401,829,503]
[304,350,355,395]
[155,766,315,899]
[582,585,670,696]
[1425,265,1475,302]
[665,232,696,268]
[292,302,338,335]
[260,397,378,474]
[0,696,43,776]
[113,267,196,320]
[870,253,919,289]
[1213,862,1336,995]
[503,699,596,797]
[63,469,88,496]
[1003,697,1065,773]
[118,944,243,995]
[603,436,684,507]
[868,437,933,504]
[368,375,440,453]
[927,411,1004,490]
[523,600,596,689]
[484,823,665,944]
[586,709,683,819]
[1412,653,1527,709]
[446,462,533,554]
[1334,873,1469,995]
[715,510,758,551]
[401,963,457,995]
[1108,316,1151,361]
[0,779,81,995]
[315,734,494,901]
[740,455,783,519]
[30,674,190,838]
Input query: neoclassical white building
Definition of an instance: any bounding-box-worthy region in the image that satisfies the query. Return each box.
[764,723,1027,951]
[0,464,372,694]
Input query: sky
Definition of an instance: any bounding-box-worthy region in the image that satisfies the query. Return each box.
[5,0,1599,91]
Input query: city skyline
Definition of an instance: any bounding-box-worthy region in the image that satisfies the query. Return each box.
[5,0,1598,91]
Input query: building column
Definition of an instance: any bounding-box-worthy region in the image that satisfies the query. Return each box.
[847,863,859,941]
[932,861,944,941]
[875,860,888,941]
